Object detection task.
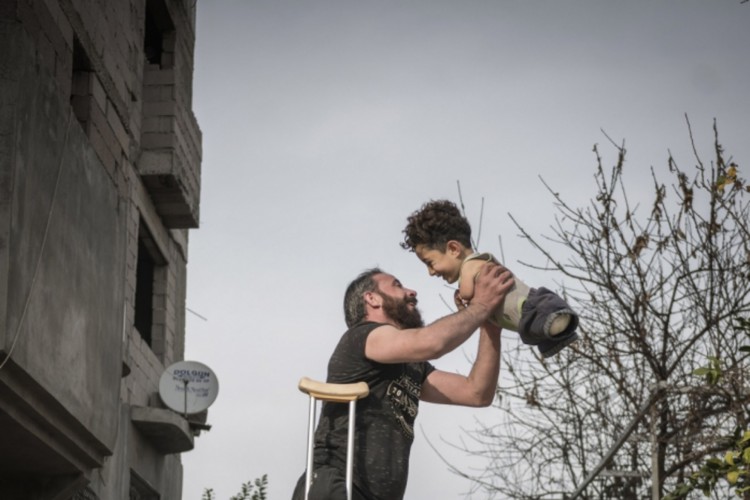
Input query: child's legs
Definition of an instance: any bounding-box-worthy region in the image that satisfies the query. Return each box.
[518,287,578,344]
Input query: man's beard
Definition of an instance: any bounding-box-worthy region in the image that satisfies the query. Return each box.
[378,292,424,329]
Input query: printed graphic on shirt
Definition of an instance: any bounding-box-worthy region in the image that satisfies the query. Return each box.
[386,373,422,438]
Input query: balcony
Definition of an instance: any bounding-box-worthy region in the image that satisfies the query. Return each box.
[139,66,202,228]
[131,406,194,454]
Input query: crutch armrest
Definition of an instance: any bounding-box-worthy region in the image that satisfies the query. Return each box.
[298,377,369,403]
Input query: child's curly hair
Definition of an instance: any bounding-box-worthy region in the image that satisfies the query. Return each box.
[401,199,473,251]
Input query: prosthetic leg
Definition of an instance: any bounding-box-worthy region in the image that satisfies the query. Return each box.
[298,377,369,500]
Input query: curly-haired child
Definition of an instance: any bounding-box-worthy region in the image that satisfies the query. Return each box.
[401,199,578,358]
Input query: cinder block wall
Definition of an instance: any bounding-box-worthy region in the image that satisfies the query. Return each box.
[0,0,202,498]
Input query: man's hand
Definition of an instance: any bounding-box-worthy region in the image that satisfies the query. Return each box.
[453,289,468,310]
[470,263,513,315]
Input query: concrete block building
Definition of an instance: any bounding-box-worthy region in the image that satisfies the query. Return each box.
[0,0,204,498]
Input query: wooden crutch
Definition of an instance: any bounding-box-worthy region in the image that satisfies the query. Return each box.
[298,377,369,500]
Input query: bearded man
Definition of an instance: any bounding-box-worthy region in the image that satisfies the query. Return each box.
[292,264,513,500]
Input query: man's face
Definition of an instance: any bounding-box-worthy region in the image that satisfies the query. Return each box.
[373,274,424,329]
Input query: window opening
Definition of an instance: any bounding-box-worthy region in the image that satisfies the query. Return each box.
[70,36,93,128]
[144,0,175,68]
[134,221,165,347]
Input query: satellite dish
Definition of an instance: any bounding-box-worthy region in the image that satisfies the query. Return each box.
[159,360,219,415]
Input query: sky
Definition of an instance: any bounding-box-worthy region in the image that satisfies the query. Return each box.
[181,2,750,499]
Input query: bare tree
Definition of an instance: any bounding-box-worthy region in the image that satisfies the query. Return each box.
[451,120,750,499]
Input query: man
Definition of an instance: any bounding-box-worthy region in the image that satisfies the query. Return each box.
[292,263,513,500]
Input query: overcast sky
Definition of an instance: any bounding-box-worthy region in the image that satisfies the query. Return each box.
[181,2,750,498]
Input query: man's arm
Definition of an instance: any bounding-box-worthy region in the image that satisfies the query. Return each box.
[365,264,512,363]
[420,320,501,407]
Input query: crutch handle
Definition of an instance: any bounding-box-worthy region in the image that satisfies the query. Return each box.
[298,377,369,402]
[300,377,369,500]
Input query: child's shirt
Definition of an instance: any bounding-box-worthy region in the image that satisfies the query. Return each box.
[458,252,531,331]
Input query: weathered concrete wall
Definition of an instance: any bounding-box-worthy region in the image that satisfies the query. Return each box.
[0,20,19,360]
[0,0,202,497]
[1,19,125,447]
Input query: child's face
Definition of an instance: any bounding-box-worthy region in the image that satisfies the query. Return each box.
[414,243,464,284]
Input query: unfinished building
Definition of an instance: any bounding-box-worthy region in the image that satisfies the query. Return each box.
[0,0,204,498]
